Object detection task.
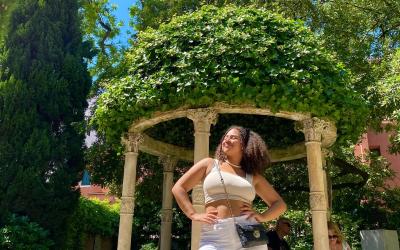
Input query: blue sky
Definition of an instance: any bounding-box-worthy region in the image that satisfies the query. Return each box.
[110,0,135,46]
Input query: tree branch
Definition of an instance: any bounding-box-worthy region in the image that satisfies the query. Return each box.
[346,2,384,15]
[331,157,369,190]
[98,18,112,55]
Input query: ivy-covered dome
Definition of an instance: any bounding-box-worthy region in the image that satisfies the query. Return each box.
[93,5,367,143]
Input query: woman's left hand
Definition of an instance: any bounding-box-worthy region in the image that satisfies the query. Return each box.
[240,203,264,222]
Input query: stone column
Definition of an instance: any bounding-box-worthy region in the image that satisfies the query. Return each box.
[159,156,178,250]
[187,109,218,250]
[296,118,330,250]
[117,133,143,250]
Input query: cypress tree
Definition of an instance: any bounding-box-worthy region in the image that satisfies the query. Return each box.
[0,0,91,246]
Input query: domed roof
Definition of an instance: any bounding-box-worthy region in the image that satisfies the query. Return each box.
[93,5,367,143]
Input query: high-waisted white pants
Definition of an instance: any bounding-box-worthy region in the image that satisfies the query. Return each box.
[199,215,268,250]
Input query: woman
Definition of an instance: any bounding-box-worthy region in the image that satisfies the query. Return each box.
[328,221,351,250]
[172,126,287,249]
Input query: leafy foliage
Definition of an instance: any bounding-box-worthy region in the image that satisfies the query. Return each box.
[0,0,91,247]
[139,242,158,250]
[78,0,127,94]
[275,210,314,250]
[0,1,16,40]
[127,0,400,150]
[0,214,54,250]
[265,159,310,209]
[368,49,400,153]
[129,0,400,72]
[65,195,189,250]
[331,149,400,236]
[64,197,120,250]
[85,137,125,192]
[93,5,367,146]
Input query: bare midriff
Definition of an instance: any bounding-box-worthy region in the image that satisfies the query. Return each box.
[205,199,250,219]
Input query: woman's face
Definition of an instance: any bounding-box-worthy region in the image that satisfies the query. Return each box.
[328,229,339,245]
[221,128,243,157]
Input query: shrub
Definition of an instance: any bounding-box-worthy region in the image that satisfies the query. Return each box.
[64,197,120,250]
[0,214,54,250]
[139,242,158,250]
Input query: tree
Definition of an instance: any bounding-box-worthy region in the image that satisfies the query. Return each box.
[0,0,16,69]
[0,0,91,247]
[78,0,126,94]
[0,214,54,249]
[0,1,16,36]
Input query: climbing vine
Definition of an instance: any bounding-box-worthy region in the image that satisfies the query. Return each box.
[93,5,367,144]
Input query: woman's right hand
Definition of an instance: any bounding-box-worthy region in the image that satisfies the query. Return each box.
[190,210,219,224]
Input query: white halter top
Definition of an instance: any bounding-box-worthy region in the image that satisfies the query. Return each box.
[203,160,255,204]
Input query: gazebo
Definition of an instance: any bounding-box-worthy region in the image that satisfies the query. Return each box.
[93,5,366,250]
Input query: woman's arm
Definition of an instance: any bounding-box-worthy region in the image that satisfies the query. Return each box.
[171,157,218,224]
[242,174,287,222]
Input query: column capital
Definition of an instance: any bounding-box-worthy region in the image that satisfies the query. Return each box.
[158,155,178,172]
[121,133,143,153]
[295,118,335,143]
[187,108,218,132]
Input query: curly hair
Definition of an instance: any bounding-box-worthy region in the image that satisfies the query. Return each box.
[214,126,270,175]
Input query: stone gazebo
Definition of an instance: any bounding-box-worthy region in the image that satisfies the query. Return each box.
[93,5,366,250]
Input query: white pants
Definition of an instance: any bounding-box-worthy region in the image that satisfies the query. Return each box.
[199,215,268,250]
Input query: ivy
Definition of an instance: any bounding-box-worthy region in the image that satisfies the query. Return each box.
[64,197,120,249]
[93,5,367,145]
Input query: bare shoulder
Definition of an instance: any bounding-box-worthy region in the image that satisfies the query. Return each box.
[197,157,215,166]
[190,157,215,173]
[194,157,214,168]
[175,157,215,189]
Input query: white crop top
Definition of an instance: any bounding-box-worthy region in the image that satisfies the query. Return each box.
[203,160,256,204]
